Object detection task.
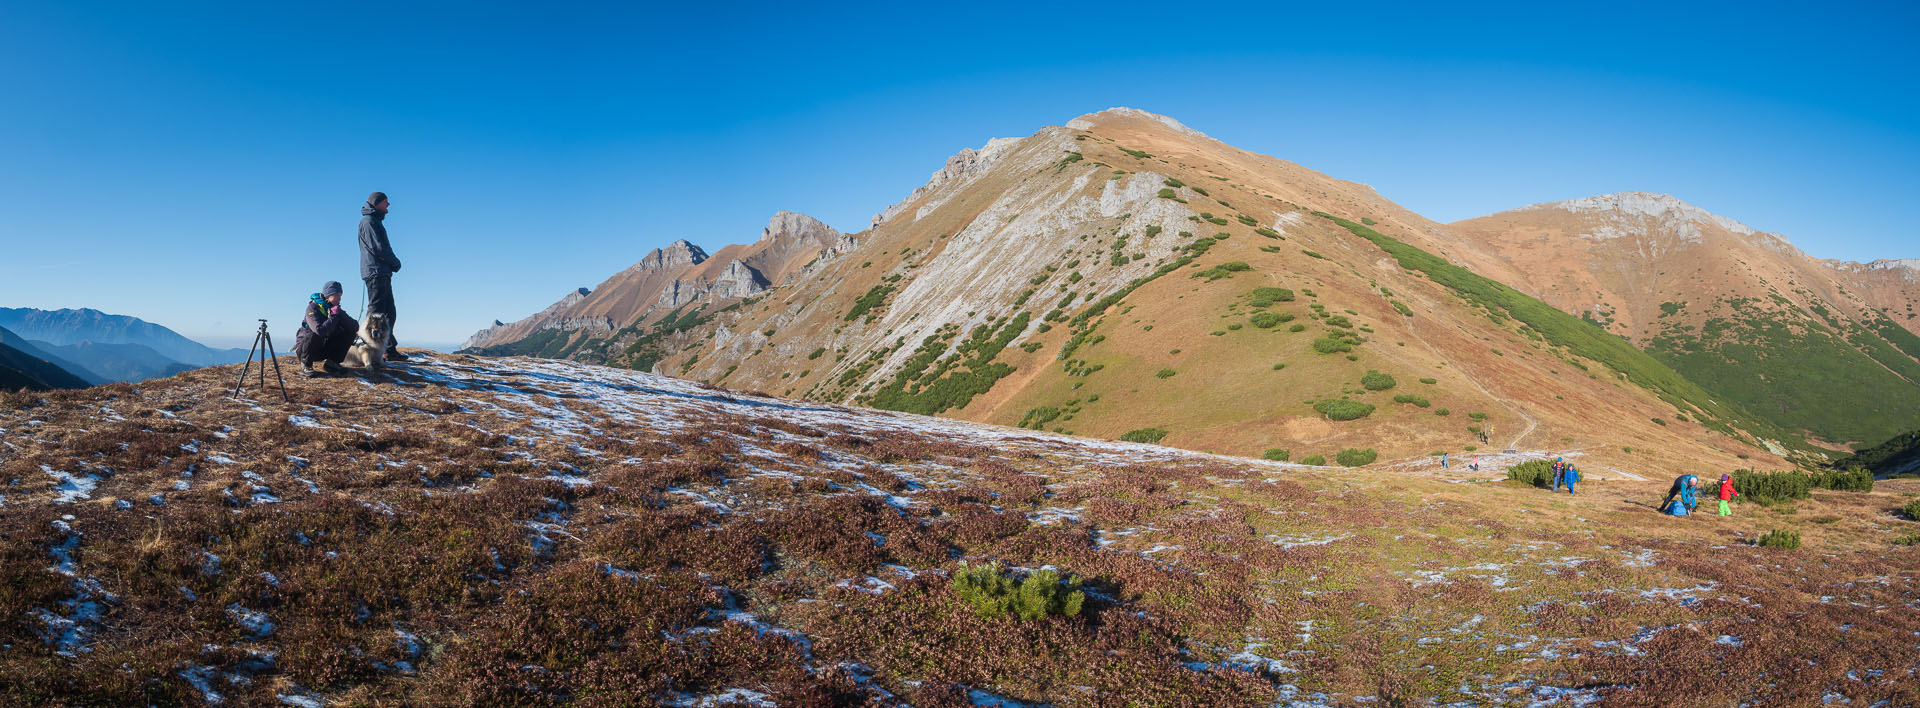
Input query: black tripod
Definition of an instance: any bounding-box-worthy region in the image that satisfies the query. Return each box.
[231,318,291,403]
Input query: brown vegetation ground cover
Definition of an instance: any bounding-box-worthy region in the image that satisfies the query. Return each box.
[2,354,1916,706]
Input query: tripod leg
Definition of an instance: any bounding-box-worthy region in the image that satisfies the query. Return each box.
[265,331,290,403]
[232,333,260,398]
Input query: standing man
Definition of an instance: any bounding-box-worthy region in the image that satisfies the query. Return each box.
[358,191,408,361]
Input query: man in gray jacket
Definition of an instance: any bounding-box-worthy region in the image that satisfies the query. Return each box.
[357,191,408,361]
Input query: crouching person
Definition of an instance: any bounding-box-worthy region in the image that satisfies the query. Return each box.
[295,281,357,377]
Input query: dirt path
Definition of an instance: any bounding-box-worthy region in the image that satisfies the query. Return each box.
[1373,299,1540,451]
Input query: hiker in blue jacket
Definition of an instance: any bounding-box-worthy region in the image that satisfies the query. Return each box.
[1662,474,1699,514]
[1562,465,1579,495]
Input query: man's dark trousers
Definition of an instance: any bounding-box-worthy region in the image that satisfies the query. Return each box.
[364,274,397,348]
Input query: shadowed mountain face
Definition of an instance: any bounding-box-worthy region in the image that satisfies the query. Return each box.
[0,325,106,386]
[0,307,247,368]
[1452,193,1920,446]
[0,325,91,391]
[463,108,1917,473]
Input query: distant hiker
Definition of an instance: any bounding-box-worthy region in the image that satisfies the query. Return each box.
[1551,461,1564,491]
[294,281,357,377]
[1470,455,1480,472]
[1663,474,1700,513]
[358,191,408,361]
[1716,474,1738,516]
[1562,465,1579,494]
[1440,452,1449,469]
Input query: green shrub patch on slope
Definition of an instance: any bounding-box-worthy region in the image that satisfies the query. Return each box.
[864,312,1032,416]
[1647,305,1920,444]
[846,285,898,321]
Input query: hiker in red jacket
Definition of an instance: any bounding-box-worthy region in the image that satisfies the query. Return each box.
[1716,474,1738,516]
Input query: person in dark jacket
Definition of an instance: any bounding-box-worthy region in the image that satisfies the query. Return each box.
[358,191,408,361]
[293,281,358,377]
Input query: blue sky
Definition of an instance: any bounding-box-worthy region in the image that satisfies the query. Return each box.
[2,1,1915,349]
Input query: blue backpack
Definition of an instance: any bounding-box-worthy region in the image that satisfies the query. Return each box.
[1664,500,1688,516]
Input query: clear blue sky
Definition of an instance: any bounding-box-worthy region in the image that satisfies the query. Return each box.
[3,1,1915,349]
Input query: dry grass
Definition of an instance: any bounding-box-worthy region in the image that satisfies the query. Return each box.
[1,354,1915,706]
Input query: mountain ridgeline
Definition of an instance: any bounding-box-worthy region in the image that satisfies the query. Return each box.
[0,308,249,386]
[463,108,1920,470]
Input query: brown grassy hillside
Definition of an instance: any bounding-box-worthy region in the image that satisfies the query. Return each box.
[1452,194,1920,447]
[518,109,1802,477]
[4,355,1917,706]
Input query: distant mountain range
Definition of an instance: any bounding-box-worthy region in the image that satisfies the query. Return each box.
[0,307,250,387]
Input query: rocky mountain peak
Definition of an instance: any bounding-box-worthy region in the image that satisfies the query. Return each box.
[1544,192,1775,237]
[760,211,841,248]
[629,239,708,273]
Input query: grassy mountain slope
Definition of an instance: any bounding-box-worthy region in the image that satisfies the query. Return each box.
[1452,194,1920,447]
[473,108,1800,476]
[3,353,1916,705]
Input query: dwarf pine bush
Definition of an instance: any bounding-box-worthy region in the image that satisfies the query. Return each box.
[1262,448,1289,461]
[1361,370,1397,391]
[1313,399,1375,421]
[1312,336,1354,354]
[1335,448,1377,466]
[1731,469,1813,504]
[1392,394,1430,407]
[1757,529,1802,550]
[1251,313,1284,329]
[953,562,1086,620]
[1507,459,1553,488]
[1814,468,1875,493]
[1119,427,1169,443]
[1905,499,1920,521]
[1300,454,1326,465]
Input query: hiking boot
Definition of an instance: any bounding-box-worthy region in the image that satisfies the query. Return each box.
[321,361,345,375]
[299,364,321,379]
[386,348,411,362]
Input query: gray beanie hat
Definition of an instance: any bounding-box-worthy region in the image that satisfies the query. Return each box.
[321,281,343,298]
